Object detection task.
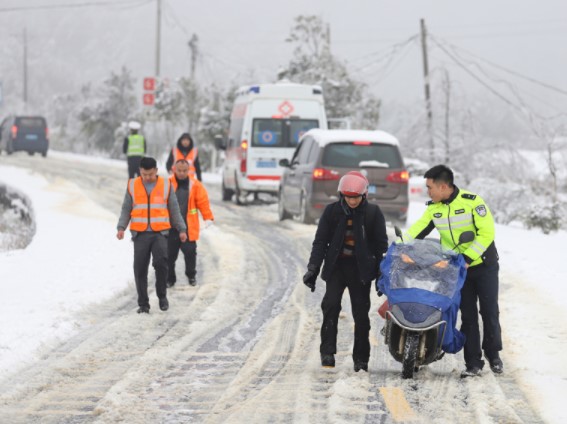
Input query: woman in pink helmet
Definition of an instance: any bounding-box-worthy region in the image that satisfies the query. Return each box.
[304,171,388,372]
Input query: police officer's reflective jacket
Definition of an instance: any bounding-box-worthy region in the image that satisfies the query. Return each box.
[403,186,499,267]
[126,134,145,156]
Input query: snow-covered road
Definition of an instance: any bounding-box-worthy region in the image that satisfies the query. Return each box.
[0,152,547,423]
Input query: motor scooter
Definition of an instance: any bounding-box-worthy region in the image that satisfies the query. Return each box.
[377,228,474,379]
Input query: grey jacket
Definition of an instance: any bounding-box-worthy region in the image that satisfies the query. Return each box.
[116,177,187,235]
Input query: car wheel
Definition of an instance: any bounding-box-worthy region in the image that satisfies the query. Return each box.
[221,179,233,201]
[28,151,34,156]
[299,193,315,224]
[234,175,244,205]
[278,189,292,221]
[42,150,47,158]
[6,141,13,154]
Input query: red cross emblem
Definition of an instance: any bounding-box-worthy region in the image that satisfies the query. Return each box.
[278,101,294,117]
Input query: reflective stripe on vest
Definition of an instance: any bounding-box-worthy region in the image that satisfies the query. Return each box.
[172,147,198,175]
[128,176,171,232]
[127,134,145,156]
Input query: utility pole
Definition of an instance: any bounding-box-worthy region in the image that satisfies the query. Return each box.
[188,33,198,80]
[155,0,161,77]
[443,69,451,163]
[23,27,28,109]
[420,18,434,162]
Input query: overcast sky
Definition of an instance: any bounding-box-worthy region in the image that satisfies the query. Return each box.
[1,0,566,116]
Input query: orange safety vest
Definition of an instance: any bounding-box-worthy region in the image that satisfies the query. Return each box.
[169,175,214,241]
[128,176,172,232]
[172,147,198,176]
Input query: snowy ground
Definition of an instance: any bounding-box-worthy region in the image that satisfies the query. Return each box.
[0,151,565,423]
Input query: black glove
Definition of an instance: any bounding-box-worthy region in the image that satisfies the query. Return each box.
[303,269,317,292]
[375,278,383,296]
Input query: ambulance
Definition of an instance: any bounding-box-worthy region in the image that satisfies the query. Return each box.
[220,82,328,203]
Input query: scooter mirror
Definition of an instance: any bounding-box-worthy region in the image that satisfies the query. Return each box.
[394,226,403,239]
[458,231,475,245]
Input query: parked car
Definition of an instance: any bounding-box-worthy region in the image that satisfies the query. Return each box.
[0,115,49,157]
[278,129,409,225]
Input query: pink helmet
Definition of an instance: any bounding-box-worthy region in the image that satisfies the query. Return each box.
[338,171,368,197]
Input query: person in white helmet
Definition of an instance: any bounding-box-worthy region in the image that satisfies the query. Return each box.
[303,171,388,372]
[123,121,146,178]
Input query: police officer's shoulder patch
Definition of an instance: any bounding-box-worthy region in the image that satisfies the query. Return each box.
[461,193,477,200]
[475,204,487,217]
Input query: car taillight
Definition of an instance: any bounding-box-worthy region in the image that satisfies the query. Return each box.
[240,140,247,173]
[312,168,340,181]
[11,125,18,138]
[45,127,49,139]
[387,170,409,183]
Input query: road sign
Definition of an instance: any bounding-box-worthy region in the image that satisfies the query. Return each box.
[143,93,155,106]
[143,77,156,91]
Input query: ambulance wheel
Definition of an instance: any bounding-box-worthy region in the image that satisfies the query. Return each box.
[234,177,244,205]
[221,180,233,201]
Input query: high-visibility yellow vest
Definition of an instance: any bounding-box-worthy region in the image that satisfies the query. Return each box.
[126,134,145,156]
[404,188,496,267]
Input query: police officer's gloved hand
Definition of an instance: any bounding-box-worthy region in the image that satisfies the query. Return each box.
[303,269,318,292]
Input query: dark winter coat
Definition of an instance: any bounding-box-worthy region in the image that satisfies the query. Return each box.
[307,198,389,283]
[166,133,202,181]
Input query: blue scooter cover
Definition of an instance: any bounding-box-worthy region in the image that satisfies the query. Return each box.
[377,240,467,353]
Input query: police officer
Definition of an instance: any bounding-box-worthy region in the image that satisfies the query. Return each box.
[303,171,388,372]
[403,164,503,377]
[123,121,146,178]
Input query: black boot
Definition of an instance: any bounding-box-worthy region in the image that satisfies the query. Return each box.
[321,354,335,368]
[354,360,368,372]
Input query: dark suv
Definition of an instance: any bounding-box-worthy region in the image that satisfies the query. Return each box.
[0,116,49,157]
[278,129,409,225]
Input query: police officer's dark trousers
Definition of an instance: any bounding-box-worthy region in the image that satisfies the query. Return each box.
[127,156,142,178]
[167,230,197,283]
[320,257,372,362]
[133,232,168,309]
[459,261,502,369]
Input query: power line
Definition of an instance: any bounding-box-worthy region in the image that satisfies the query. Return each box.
[0,0,151,13]
[430,34,567,122]
[433,38,567,97]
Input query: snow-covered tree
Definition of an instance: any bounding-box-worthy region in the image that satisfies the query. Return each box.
[77,66,137,154]
[281,15,381,129]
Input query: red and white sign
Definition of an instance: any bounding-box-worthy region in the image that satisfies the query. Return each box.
[278,100,294,117]
[143,77,156,91]
[143,93,155,106]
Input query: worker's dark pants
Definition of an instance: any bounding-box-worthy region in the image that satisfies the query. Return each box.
[460,261,503,369]
[320,257,372,362]
[127,156,142,178]
[167,231,197,283]
[133,232,168,309]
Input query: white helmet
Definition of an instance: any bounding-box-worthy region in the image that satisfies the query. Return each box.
[128,121,141,130]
